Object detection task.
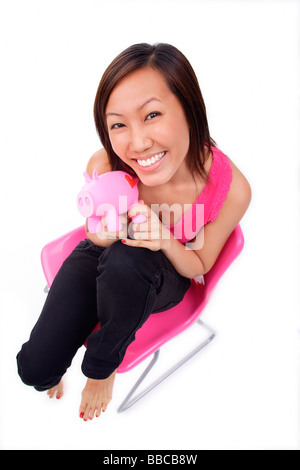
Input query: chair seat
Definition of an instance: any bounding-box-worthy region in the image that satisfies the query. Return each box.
[118,280,206,372]
[41,224,244,374]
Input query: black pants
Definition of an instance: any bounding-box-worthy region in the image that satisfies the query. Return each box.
[17,239,190,390]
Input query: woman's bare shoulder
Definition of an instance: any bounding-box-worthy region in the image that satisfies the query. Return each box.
[228,159,252,213]
[86,148,112,176]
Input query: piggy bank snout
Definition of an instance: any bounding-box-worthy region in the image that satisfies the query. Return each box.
[77,191,94,217]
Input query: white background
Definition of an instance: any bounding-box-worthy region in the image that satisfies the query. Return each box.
[0,0,299,450]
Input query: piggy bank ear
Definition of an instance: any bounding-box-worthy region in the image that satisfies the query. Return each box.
[83,172,92,183]
[92,169,99,180]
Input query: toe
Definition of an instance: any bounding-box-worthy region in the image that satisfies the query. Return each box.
[95,403,103,417]
[56,385,63,399]
[88,401,99,420]
[79,402,87,420]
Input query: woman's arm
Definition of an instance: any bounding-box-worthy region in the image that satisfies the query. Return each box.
[125,166,251,279]
[192,168,251,274]
[162,172,251,277]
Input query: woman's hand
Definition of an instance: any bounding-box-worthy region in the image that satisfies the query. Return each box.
[96,213,128,241]
[86,213,128,247]
[123,202,170,251]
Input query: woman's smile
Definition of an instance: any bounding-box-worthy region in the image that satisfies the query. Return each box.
[135,151,167,171]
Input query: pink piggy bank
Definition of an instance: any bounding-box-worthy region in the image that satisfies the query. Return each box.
[76,169,146,233]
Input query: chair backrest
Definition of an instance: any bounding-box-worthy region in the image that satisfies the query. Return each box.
[204,224,244,296]
[41,225,86,287]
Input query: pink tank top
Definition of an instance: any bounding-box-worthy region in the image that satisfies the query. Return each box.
[166,146,232,244]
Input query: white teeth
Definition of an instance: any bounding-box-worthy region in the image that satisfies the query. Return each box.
[137,152,165,167]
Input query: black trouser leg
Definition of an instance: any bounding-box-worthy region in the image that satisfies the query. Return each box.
[82,241,191,379]
[17,240,103,390]
[17,240,191,388]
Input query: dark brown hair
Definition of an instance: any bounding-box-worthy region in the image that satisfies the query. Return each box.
[94,43,216,179]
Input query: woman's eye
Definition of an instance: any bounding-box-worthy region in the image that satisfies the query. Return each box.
[145,112,160,121]
[111,123,125,130]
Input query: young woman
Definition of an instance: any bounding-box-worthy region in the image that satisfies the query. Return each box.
[17,43,251,421]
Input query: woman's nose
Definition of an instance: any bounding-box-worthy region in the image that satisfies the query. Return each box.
[129,126,152,153]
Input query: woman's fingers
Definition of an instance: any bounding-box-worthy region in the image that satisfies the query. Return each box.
[96,214,127,240]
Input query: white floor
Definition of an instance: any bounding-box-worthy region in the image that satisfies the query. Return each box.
[0,0,299,450]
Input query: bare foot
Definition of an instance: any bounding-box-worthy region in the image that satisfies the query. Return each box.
[47,380,64,399]
[79,370,116,421]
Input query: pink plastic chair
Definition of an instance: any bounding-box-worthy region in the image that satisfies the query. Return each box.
[41,224,244,411]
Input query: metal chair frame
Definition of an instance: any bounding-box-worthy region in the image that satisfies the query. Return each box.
[117,318,216,412]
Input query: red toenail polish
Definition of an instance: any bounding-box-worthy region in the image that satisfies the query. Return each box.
[84,418,87,421]
[56,395,60,399]
[80,412,84,418]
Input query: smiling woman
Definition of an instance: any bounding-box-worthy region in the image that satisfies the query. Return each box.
[17,42,251,423]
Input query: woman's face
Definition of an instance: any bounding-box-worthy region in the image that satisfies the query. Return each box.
[105,67,190,187]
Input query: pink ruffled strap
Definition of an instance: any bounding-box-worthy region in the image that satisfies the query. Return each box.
[202,147,232,224]
[164,147,232,244]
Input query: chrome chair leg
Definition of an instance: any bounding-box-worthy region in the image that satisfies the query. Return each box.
[117,318,216,413]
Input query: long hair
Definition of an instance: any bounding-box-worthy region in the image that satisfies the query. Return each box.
[94,43,216,179]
